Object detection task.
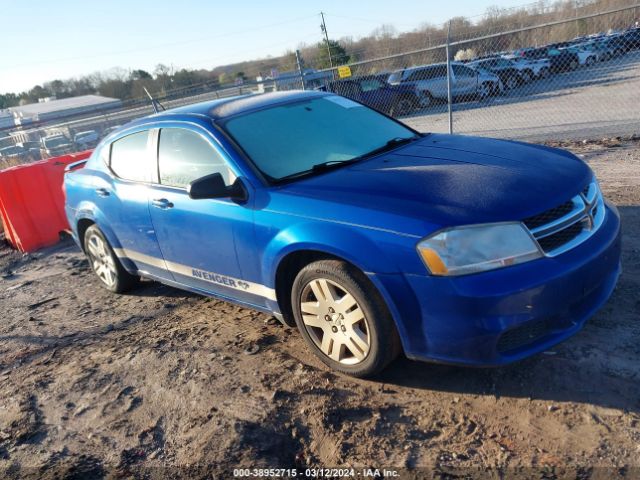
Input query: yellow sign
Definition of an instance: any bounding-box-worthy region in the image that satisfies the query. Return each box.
[337,65,352,78]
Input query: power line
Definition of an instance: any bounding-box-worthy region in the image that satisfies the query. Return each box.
[0,14,319,71]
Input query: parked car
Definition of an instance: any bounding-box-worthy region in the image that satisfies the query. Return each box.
[322,75,420,116]
[617,27,640,50]
[502,55,551,79]
[578,39,618,61]
[388,62,502,107]
[74,130,100,150]
[40,134,73,158]
[64,91,621,377]
[0,145,26,162]
[548,49,580,72]
[467,57,522,89]
[16,141,42,161]
[514,47,549,60]
[603,35,629,57]
[562,45,599,66]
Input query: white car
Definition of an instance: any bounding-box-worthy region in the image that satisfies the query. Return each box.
[502,55,551,80]
[558,44,599,66]
[388,61,503,107]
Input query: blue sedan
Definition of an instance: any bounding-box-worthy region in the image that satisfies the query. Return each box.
[64,91,621,377]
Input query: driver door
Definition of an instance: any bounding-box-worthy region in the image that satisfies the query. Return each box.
[147,125,256,303]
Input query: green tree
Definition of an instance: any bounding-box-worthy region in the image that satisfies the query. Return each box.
[316,39,350,69]
[130,69,152,81]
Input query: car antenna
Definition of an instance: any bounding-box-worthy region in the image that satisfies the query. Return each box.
[143,87,166,114]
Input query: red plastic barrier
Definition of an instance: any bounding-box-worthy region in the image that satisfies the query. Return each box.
[0,151,92,252]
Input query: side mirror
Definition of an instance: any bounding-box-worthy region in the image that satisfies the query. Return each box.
[187,173,247,202]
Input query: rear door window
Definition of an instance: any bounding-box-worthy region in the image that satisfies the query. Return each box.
[452,64,475,78]
[109,131,150,182]
[407,68,432,81]
[157,128,235,188]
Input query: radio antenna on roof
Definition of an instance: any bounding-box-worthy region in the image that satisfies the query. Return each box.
[143,87,166,114]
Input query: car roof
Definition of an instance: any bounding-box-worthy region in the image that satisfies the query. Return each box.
[149,90,327,122]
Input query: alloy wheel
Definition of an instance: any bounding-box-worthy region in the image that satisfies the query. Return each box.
[299,278,370,365]
[86,232,117,288]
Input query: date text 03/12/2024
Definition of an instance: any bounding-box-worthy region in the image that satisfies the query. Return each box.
[233,468,400,477]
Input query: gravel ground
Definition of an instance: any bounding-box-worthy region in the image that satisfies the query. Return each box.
[0,138,638,479]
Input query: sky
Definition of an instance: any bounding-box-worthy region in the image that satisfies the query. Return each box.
[1,0,530,94]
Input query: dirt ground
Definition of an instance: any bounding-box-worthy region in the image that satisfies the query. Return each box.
[0,138,638,479]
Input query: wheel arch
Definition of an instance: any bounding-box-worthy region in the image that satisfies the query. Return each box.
[76,217,95,252]
[265,223,401,328]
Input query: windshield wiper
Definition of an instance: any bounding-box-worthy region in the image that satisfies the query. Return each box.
[274,135,420,184]
[356,135,419,160]
[311,136,419,173]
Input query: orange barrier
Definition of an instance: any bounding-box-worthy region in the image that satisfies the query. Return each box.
[0,151,92,252]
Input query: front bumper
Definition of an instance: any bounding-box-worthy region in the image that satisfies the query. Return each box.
[373,202,622,366]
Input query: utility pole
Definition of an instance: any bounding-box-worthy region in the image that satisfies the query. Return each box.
[295,50,306,90]
[446,20,453,134]
[320,12,335,70]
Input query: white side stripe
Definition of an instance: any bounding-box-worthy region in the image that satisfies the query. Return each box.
[112,247,277,301]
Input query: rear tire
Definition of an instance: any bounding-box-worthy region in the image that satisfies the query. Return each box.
[390,95,417,117]
[420,91,433,108]
[84,225,139,293]
[291,259,400,378]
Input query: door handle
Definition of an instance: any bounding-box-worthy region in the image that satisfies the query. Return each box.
[151,198,174,209]
[95,188,110,197]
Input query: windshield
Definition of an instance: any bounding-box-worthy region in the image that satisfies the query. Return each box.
[222,96,417,182]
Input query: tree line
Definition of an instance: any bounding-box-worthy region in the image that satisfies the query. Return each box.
[0,0,636,109]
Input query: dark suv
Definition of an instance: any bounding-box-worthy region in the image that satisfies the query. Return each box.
[322,75,420,116]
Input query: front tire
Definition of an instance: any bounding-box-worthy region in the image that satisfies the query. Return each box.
[84,225,139,293]
[478,82,493,100]
[505,75,519,90]
[291,260,400,377]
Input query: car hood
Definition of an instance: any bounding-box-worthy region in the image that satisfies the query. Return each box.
[271,134,592,236]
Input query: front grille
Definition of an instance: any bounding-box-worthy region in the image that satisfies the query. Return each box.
[497,319,548,353]
[537,222,583,252]
[523,181,603,256]
[523,200,574,230]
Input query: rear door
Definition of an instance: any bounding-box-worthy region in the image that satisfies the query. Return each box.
[451,64,477,95]
[92,129,170,279]
[426,65,448,98]
[147,125,261,304]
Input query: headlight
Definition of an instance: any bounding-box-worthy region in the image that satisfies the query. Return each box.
[417,222,543,276]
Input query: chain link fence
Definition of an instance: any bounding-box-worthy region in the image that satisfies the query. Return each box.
[1,3,639,169]
[316,3,640,142]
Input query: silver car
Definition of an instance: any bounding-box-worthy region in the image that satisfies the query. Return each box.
[388,62,502,107]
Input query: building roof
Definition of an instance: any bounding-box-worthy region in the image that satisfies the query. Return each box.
[9,95,121,116]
